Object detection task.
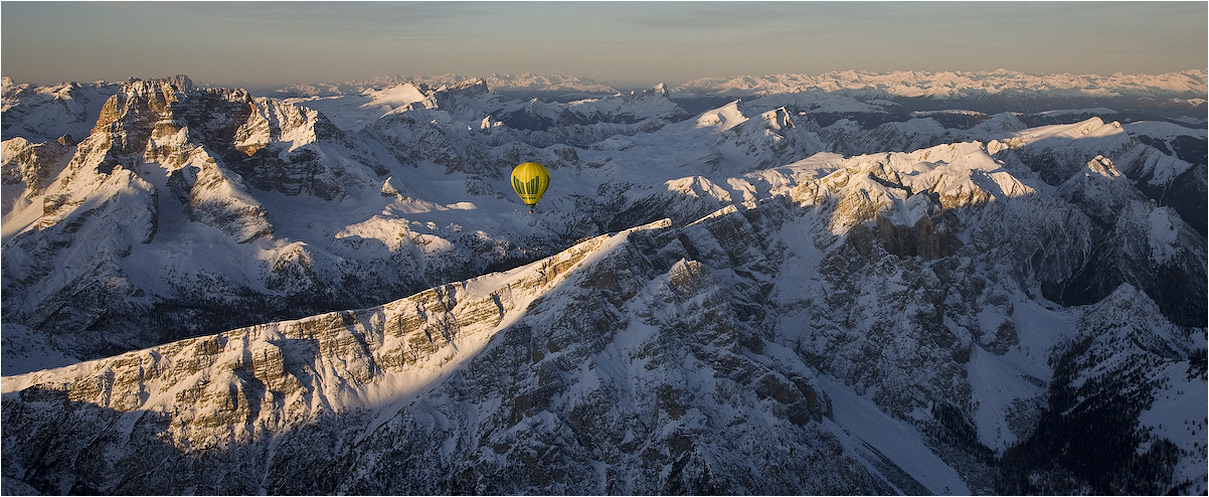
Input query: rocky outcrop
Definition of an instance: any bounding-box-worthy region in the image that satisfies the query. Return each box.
[0,137,73,214]
[228,97,376,200]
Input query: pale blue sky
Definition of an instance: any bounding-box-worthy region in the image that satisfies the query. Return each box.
[2,1,1205,90]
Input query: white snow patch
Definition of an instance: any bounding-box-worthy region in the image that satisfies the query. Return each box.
[1005,295,1077,382]
[665,176,731,202]
[1000,117,1126,147]
[819,377,971,495]
[965,346,1045,453]
[911,110,987,118]
[1147,207,1180,265]
[695,101,747,131]
[362,83,428,109]
[1124,121,1208,140]
[1033,107,1117,117]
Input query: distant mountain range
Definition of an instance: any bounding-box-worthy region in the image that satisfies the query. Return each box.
[675,69,1207,98]
[265,69,1207,100]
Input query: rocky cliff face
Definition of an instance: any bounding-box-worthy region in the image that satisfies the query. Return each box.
[1,137,74,213]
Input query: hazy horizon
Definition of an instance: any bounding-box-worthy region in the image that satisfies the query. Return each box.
[2,1,1206,91]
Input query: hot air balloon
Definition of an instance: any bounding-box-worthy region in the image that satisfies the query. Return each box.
[510,162,550,213]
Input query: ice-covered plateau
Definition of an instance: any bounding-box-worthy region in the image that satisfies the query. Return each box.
[1,71,1206,495]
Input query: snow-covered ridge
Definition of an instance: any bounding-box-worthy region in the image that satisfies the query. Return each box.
[1,219,659,442]
[794,141,1038,233]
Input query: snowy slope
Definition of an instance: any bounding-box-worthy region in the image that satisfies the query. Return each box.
[281,82,436,131]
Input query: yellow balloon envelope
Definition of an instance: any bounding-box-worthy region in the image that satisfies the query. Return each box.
[510,162,550,213]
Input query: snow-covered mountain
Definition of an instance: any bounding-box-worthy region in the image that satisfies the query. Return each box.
[2,71,1205,495]
[1,77,123,144]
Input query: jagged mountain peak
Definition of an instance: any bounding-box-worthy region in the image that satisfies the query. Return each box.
[123,74,194,92]
[624,82,671,99]
[1084,154,1124,178]
[441,77,490,95]
[694,101,803,136]
[757,106,794,130]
